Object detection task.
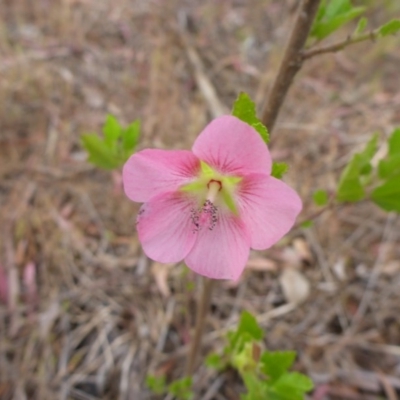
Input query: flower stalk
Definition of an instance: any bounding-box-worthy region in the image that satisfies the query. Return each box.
[186,277,215,375]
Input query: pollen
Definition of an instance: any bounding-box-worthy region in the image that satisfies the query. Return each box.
[190,199,218,233]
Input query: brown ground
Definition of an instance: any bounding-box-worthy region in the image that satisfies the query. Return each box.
[1,1,400,399]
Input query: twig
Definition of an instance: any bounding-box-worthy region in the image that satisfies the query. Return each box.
[186,277,215,375]
[261,0,322,133]
[301,29,379,60]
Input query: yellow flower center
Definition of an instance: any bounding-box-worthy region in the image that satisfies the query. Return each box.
[180,161,242,215]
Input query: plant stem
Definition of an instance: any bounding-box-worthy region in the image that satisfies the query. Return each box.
[301,29,379,59]
[186,277,214,375]
[260,0,321,133]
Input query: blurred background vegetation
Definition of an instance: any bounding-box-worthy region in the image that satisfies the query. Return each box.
[1,1,400,399]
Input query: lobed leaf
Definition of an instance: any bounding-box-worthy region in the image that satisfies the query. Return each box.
[270,372,314,400]
[232,92,270,144]
[271,162,289,179]
[103,114,121,148]
[81,134,120,170]
[122,120,140,154]
[260,351,297,381]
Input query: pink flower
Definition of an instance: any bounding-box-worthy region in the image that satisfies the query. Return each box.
[123,116,302,280]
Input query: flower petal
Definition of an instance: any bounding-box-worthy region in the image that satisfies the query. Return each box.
[123,149,200,202]
[192,115,271,176]
[137,192,198,263]
[237,174,302,250]
[185,212,250,280]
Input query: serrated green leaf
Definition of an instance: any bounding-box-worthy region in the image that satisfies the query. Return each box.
[122,120,140,158]
[260,351,297,381]
[378,19,400,36]
[270,372,314,400]
[226,313,263,359]
[313,189,328,206]
[354,17,367,34]
[232,92,270,144]
[81,134,120,170]
[311,6,366,40]
[271,162,289,179]
[103,114,121,148]
[336,134,379,202]
[238,312,263,341]
[371,176,400,212]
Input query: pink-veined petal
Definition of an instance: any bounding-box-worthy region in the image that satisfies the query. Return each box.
[192,116,271,176]
[185,212,250,280]
[137,192,197,263]
[237,174,302,250]
[123,149,200,202]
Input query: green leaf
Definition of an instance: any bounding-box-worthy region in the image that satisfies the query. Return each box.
[260,351,297,381]
[81,134,120,170]
[122,120,140,156]
[241,372,269,400]
[378,19,400,36]
[145,374,166,395]
[314,0,327,24]
[336,134,379,202]
[378,129,400,179]
[228,311,263,351]
[300,220,313,229]
[270,372,314,400]
[232,92,270,144]
[336,157,365,202]
[271,162,288,179]
[388,128,400,156]
[311,6,366,40]
[168,377,193,400]
[378,155,400,180]
[324,0,352,19]
[103,114,121,148]
[371,176,400,212]
[205,353,226,371]
[354,17,367,34]
[313,189,329,206]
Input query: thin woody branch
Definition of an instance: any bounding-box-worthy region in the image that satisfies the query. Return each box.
[301,29,379,59]
[261,0,322,133]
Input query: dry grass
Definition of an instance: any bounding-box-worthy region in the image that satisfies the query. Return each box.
[1,1,400,399]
